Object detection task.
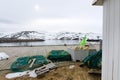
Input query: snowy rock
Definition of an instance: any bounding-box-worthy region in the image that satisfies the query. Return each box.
[0,52,9,60]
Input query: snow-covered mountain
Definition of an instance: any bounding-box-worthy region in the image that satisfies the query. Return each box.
[0,31,102,40]
[55,32,80,40]
[44,32,57,40]
[0,32,13,38]
[1,31,45,40]
[54,31,102,40]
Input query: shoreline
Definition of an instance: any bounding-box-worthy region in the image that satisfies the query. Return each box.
[0,44,77,47]
[0,42,100,47]
[0,39,45,43]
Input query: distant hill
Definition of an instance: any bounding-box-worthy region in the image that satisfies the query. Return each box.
[55,31,102,40]
[0,31,102,40]
[1,31,45,40]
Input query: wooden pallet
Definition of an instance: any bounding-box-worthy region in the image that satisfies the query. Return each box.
[88,69,101,74]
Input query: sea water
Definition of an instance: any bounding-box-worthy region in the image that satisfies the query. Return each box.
[0,40,80,47]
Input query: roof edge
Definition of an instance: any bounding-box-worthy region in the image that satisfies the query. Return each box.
[92,0,103,6]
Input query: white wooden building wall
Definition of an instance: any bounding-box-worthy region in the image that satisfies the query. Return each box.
[102,0,120,80]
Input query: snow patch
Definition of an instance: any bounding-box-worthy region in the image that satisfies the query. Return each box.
[0,52,9,60]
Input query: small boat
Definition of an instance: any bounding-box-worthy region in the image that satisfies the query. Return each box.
[72,38,79,40]
[87,39,101,42]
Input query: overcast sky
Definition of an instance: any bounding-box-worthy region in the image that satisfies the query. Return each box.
[0,0,103,33]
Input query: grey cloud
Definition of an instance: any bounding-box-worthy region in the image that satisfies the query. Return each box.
[0,0,102,33]
[0,0,102,22]
[0,19,17,24]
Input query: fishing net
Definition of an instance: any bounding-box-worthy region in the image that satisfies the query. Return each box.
[82,49,102,69]
[10,55,48,72]
[47,50,72,62]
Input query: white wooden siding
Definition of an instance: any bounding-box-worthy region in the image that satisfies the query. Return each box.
[102,0,120,80]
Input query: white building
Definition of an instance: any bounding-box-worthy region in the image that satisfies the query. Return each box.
[93,0,120,80]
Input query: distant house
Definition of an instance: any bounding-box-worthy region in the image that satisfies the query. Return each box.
[93,0,120,80]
